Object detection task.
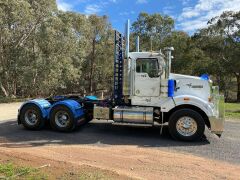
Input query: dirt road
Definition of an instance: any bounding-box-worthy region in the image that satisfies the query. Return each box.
[0,102,21,121]
[0,103,240,179]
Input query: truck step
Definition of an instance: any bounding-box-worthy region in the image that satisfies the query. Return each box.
[112,122,153,127]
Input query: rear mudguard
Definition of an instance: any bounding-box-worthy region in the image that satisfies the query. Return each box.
[18,99,51,124]
[49,100,85,123]
[18,99,85,125]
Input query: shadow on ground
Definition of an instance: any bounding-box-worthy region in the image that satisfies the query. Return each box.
[0,119,209,148]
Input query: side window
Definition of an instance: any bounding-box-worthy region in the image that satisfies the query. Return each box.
[136,58,159,78]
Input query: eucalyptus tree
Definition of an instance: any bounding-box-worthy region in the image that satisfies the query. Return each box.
[132,12,174,51]
[0,0,56,97]
[200,11,240,101]
[84,15,113,94]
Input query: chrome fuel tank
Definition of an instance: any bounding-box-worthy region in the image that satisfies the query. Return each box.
[113,106,153,124]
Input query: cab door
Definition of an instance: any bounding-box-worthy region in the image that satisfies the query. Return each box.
[134,58,160,97]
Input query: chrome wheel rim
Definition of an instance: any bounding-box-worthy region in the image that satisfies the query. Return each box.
[176,116,197,137]
[55,111,70,128]
[24,109,38,126]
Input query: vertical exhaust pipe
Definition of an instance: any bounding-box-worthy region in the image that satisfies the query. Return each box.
[165,47,174,78]
[125,19,130,58]
[136,36,139,52]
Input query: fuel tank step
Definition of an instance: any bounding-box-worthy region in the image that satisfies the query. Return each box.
[112,122,153,127]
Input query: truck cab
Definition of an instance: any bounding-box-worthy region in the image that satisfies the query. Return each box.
[107,22,225,141]
[124,52,169,107]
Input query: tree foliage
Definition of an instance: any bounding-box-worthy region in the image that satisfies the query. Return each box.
[0,0,114,98]
[0,1,239,102]
[194,11,240,101]
[132,12,174,51]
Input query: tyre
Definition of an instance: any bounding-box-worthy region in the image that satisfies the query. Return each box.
[20,104,45,130]
[50,105,76,132]
[168,109,205,141]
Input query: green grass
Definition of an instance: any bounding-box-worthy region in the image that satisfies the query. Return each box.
[0,163,118,180]
[78,170,108,180]
[0,163,47,179]
[59,167,116,180]
[225,103,240,119]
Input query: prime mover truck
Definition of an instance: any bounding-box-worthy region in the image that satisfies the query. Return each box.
[18,20,225,141]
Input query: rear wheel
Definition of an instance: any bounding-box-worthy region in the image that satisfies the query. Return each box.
[50,105,75,132]
[168,109,205,141]
[20,104,45,130]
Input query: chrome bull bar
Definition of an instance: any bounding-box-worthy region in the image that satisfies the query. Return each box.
[209,86,225,136]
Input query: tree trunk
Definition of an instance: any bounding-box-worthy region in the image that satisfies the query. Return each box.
[237,74,240,102]
[0,82,9,97]
[89,38,96,94]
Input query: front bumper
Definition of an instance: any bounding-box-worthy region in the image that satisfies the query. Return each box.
[209,116,224,136]
[209,93,225,136]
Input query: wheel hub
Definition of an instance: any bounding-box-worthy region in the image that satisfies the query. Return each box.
[55,111,70,128]
[24,110,38,126]
[176,116,197,137]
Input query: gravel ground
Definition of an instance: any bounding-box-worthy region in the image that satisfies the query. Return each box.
[0,102,239,165]
[0,119,239,165]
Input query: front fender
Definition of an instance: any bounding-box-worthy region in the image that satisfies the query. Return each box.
[173,95,214,117]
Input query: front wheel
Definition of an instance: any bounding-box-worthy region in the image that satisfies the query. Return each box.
[168,109,205,141]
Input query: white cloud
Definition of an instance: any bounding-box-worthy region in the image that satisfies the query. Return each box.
[56,0,73,11]
[177,17,208,32]
[84,4,101,14]
[178,0,240,32]
[163,6,175,16]
[84,0,116,15]
[136,0,148,4]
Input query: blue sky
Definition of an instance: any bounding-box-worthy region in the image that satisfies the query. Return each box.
[56,0,240,34]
